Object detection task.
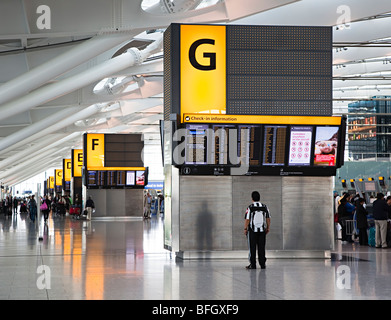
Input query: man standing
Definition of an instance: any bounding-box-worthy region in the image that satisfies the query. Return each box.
[244,191,271,269]
[85,196,95,221]
[144,192,152,219]
[373,193,389,248]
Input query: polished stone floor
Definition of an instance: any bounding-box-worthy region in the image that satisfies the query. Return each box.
[0,210,390,300]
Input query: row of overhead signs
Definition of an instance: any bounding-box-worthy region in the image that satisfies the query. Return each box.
[45,133,148,193]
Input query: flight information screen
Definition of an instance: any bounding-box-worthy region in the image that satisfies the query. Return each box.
[212,125,233,165]
[117,171,126,186]
[106,170,116,187]
[185,124,208,164]
[238,125,262,166]
[173,117,345,176]
[262,126,287,166]
[87,171,97,186]
[85,169,148,188]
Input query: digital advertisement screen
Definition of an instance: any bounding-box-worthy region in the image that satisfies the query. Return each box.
[288,126,313,166]
[136,171,145,186]
[126,171,135,186]
[313,126,339,166]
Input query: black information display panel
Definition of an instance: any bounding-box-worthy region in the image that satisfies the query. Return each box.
[63,181,70,192]
[262,126,287,166]
[212,125,234,165]
[175,120,345,177]
[164,24,332,120]
[226,25,332,116]
[239,125,262,166]
[85,168,148,189]
[104,134,144,167]
[106,171,116,187]
[185,124,208,165]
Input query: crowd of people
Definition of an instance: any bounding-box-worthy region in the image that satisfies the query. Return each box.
[335,191,391,248]
[0,193,93,223]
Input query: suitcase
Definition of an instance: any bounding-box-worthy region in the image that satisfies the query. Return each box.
[368,226,376,247]
[69,206,81,215]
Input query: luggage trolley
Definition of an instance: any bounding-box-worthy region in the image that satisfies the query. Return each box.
[69,205,82,219]
[346,211,359,238]
[345,219,355,236]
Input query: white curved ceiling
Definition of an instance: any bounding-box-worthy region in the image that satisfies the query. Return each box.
[0,0,390,186]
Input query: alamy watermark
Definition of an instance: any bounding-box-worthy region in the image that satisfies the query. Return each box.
[36,265,51,290]
[336,5,351,30]
[36,5,51,30]
[171,127,250,175]
[336,265,351,290]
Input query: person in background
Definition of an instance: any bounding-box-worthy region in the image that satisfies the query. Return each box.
[13,196,18,214]
[28,195,37,223]
[373,192,389,248]
[338,196,351,243]
[339,193,355,243]
[41,195,50,224]
[85,196,95,221]
[386,196,391,219]
[144,192,152,219]
[355,198,369,246]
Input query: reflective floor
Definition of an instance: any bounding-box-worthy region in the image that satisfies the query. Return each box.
[0,210,391,300]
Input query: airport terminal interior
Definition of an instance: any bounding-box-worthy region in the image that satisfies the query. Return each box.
[1,0,391,301]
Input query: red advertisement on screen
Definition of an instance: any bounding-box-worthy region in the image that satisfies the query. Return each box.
[314,154,336,166]
[313,126,339,166]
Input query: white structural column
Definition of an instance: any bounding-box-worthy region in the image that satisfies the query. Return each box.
[0,104,103,154]
[0,106,80,152]
[3,159,60,186]
[0,132,81,170]
[0,147,69,181]
[0,33,133,106]
[0,36,163,122]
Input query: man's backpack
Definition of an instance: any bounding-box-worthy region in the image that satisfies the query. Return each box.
[249,203,268,232]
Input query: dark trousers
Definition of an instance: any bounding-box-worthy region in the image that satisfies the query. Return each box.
[358,227,368,245]
[249,229,266,267]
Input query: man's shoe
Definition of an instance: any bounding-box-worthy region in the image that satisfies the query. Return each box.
[246,264,256,269]
[260,265,266,269]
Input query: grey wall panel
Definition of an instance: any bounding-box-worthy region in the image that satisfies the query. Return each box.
[232,176,282,250]
[171,167,180,252]
[125,189,144,217]
[106,189,126,216]
[86,189,143,217]
[282,176,334,250]
[179,176,232,251]
[173,174,334,258]
[87,189,107,217]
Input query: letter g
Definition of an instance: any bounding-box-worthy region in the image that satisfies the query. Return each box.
[189,39,216,71]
